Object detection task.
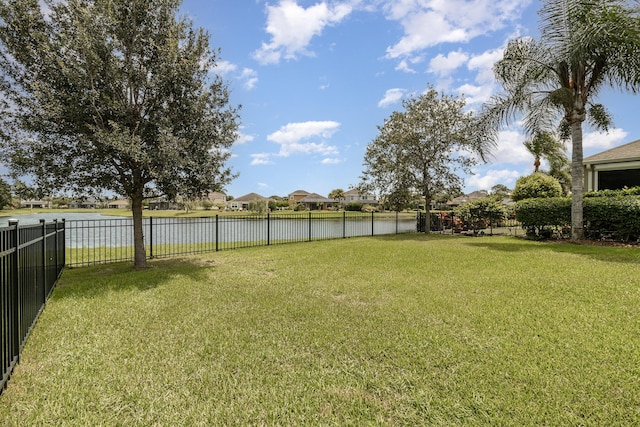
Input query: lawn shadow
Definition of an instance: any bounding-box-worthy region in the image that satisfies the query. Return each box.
[460,236,640,265]
[53,257,215,300]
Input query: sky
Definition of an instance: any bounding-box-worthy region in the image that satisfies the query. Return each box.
[184,0,637,199]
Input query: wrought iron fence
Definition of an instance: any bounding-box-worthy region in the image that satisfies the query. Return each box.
[65,212,419,267]
[418,211,524,236]
[1,219,65,393]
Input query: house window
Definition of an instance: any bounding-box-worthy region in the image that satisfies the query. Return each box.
[598,168,640,190]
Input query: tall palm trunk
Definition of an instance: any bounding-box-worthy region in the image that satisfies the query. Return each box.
[570,119,584,240]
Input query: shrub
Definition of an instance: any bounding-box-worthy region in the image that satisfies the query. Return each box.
[515,197,570,238]
[345,202,363,211]
[454,198,508,233]
[584,186,640,198]
[515,196,640,242]
[584,196,640,241]
[511,173,562,201]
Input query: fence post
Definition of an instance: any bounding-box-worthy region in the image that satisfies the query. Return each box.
[308,212,312,241]
[343,211,346,238]
[371,211,374,236]
[61,219,66,268]
[267,213,271,246]
[215,215,219,252]
[53,220,58,276]
[40,219,47,305]
[149,217,154,259]
[396,211,398,234]
[9,219,20,364]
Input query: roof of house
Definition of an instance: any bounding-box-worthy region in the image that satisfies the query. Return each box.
[233,192,267,202]
[447,190,489,205]
[288,189,310,196]
[584,139,640,164]
[299,193,335,203]
[207,191,226,198]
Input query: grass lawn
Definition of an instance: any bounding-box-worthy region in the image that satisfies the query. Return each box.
[1,234,639,425]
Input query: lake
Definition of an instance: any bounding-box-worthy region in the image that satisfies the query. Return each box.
[0,212,128,227]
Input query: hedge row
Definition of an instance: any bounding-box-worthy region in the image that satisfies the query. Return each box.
[515,196,640,241]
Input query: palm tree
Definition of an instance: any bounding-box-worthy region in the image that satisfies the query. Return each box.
[479,0,640,240]
[524,131,567,173]
[328,188,345,207]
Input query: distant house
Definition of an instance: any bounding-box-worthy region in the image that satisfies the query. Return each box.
[204,191,227,205]
[288,190,310,208]
[20,199,52,209]
[148,197,178,210]
[446,190,489,207]
[297,193,337,211]
[343,189,378,206]
[583,139,640,191]
[69,197,100,209]
[228,193,269,211]
[107,199,129,209]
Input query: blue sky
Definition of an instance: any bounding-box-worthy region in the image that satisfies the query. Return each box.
[181,0,639,199]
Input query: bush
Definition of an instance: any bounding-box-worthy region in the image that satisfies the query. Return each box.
[515,196,640,242]
[584,186,640,198]
[454,198,508,233]
[584,196,640,241]
[345,202,363,211]
[515,197,570,238]
[511,173,562,201]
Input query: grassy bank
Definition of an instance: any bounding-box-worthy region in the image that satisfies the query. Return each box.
[1,235,639,425]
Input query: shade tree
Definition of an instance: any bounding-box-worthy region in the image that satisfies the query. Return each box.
[361,87,488,232]
[0,0,240,268]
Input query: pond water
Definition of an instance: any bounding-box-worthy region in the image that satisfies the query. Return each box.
[0,212,128,227]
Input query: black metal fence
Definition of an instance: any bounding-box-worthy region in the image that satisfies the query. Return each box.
[1,219,65,393]
[419,211,523,236]
[65,212,418,267]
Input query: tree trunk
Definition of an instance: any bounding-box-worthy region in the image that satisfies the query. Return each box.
[423,195,431,233]
[131,193,148,269]
[570,119,584,240]
[533,156,541,173]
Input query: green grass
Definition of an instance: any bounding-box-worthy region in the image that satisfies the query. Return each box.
[2,235,639,425]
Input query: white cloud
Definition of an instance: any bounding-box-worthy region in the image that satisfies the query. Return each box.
[210,61,259,90]
[428,50,469,76]
[267,121,341,157]
[583,128,628,152]
[467,47,504,84]
[384,0,531,59]
[486,129,531,165]
[455,82,494,106]
[211,60,238,76]
[240,68,259,90]
[378,88,406,107]
[395,59,417,74]
[253,0,354,64]
[321,157,342,164]
[250,153,273,166]
[235,131,255,145]
[466,168,522,191]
